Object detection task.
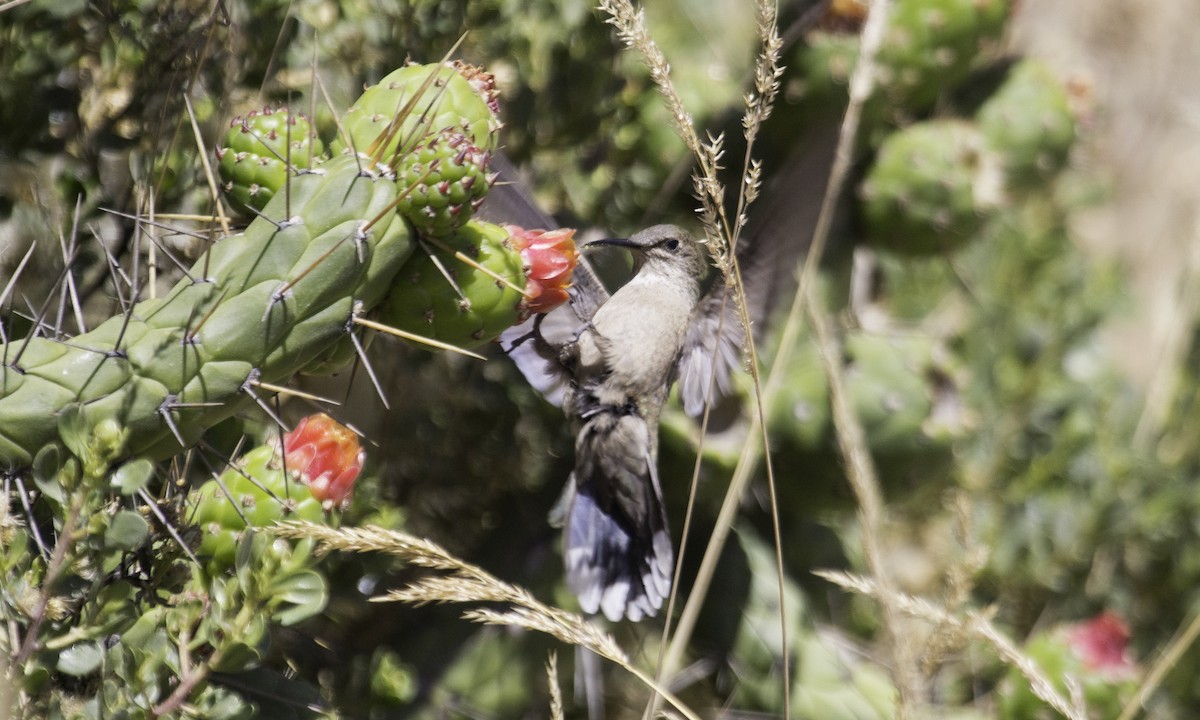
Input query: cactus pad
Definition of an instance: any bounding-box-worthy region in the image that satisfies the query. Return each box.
[860,119,1001,255]
[978,60,1078,189]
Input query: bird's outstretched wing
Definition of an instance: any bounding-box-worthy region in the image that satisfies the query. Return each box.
[673,121,841,416]
[675,276,746,417]
[482,153,609,406]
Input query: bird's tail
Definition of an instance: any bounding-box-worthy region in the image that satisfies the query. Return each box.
[562,470,673,623]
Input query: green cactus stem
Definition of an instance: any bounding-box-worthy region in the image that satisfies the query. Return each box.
[378,220,526,349]
[0,154,412,469]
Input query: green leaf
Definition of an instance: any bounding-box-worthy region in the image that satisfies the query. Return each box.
[57,403,90,459]
[31,444,65,504]
[233,530,270,592]
[212,641,262,674]
[270,570,328,626]
[370,649,417,704]
[57,641,104,677]
[202,690,256,720]
[103,510,150,551]
[111,458,154,496]
[21,661,50,694]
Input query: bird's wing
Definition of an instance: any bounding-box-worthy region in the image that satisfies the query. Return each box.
[675,275,746,417]
[482,153,609,406]
[673,118,842,416]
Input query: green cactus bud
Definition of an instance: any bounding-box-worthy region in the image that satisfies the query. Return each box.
[978,60,1078,189]
[216,107,326,216]
[379,220,525,349]
[860,119,1002,256]
[332,62,501,163]
[191,445,325,569]
[395,129,493,236]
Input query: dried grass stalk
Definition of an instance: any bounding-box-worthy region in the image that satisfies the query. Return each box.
[273,521,701,720]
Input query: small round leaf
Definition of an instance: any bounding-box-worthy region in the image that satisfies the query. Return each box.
[57,641,104,677]
[111,458,155,496]
[104,510,150,551]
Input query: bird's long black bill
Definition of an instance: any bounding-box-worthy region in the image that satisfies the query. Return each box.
[584,237,637,250]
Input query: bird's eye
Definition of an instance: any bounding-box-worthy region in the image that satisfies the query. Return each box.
[665,239,680,251]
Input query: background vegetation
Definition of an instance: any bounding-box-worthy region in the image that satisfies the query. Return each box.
[3,0,1200,718]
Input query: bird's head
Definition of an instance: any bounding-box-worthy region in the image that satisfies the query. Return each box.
[586,224,708,284]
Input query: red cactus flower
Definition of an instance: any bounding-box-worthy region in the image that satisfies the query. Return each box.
[506,226,579,318]
[283,413,364,507]
[1068,611,1137,680]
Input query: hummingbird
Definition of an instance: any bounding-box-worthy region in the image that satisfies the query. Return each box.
[482,154,796,622]
[496,219,746,621]
[555,226,711,621]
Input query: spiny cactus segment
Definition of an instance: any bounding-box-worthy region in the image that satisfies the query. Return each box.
[0,153,412,469]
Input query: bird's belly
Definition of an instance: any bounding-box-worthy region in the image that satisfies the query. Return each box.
[580,301,690,399]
